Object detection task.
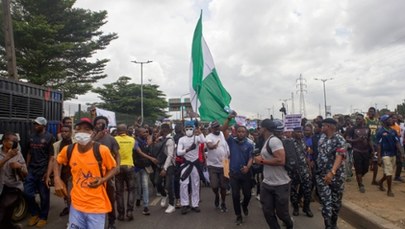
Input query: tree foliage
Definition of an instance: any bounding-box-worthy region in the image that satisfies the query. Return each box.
[0,0,117,99]
[92,76,168,123]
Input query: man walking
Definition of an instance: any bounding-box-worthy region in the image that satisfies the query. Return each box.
[346,114,374,193]
[254,119,293,229]
[377,115,404,197]
[206,121,230,212]
[25,117,55,228]
[114,124,136,221]
[365,107,380,185]
[315,118,347,229]
[222,114,254,225]
[53,118,117,229]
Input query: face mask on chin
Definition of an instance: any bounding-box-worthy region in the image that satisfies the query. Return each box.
[74,132,92,146]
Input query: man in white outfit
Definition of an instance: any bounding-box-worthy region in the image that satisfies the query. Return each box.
[177,121,206,214]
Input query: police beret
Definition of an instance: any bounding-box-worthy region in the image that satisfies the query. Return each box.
[322,118,337,125]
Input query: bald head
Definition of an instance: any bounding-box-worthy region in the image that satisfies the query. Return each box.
[117,124,128,134]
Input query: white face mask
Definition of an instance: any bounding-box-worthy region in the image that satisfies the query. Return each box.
[74,132,92,146]
[185,129,194,137]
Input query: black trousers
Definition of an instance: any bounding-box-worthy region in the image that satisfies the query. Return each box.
[260,182,293,229]
[0,186,21,228]
[229,172,252,216]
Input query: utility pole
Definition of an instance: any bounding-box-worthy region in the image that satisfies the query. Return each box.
[2,0,18,79]
[314,77,333,117]
[131,60,153,126]
[291,92,295,114]
[296,74,307,117]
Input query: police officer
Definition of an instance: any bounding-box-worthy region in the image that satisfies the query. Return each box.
[315,118,347,229]
[290,127,313,217]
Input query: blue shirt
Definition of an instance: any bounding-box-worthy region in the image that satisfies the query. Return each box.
[376,127,399,157]
[227,137,253,175]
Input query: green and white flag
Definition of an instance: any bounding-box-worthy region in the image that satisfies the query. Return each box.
[189,12,232,124]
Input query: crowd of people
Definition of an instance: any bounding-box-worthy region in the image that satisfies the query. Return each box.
[0,106,404,229]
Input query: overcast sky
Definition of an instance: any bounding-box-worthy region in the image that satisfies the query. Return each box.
[71,0,405,120]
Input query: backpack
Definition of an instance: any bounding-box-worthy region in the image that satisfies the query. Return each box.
[150,137,170,168]
[66,142,104,178]
[266,136,300,174]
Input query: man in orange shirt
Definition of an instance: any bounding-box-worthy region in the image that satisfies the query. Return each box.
[53,118,117,229]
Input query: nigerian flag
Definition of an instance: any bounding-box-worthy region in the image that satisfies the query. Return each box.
[189,12,232,124]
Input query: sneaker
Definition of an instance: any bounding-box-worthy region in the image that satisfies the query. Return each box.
[214,195,220,208]
[161,196,168,207]
[156,192,162,197]
[387,191,395,197]
[235,215,243,225]
[142,207,150,216]
[175,199,181,209]
[303,208,314,218]
[242,205,249,216]
[27,215,39,226]
[126,211,134,221]
[181,206,190,215]
[136,199,141,207]
[191,206,201,213]
[220,203,228,213]
[117,214,125,221]
[165,204,176,213]
[59,207,70,217]
[35,219,47,228]
[359,184,366,193]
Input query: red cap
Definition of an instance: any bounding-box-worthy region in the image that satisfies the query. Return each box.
[75,117,94,130]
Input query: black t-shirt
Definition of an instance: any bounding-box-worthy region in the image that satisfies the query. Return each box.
[348,126,371,153]
[28,132,55,176]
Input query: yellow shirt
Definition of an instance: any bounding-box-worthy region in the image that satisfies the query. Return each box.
[115,135,135,166]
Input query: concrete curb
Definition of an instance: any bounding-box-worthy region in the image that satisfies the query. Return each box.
[340,200,402,229]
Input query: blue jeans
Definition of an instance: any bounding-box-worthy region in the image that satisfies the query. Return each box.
[23,172,50,219]
[136,168,149,207]
[69,205,105,229]
[115,166,136,215]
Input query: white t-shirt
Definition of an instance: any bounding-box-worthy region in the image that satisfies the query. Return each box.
[206,132,229,168]
[261,136,291,186]
[177,134,206,162]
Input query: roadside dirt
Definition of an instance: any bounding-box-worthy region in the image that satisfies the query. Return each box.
[343,168,405,228]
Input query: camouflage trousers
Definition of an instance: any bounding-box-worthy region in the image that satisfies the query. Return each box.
[290,170,312,210]
[315,174,345,220]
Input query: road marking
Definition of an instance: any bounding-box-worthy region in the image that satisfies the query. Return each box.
[150,197,161,206]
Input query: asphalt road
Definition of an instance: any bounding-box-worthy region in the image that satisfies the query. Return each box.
[21,185,354,229]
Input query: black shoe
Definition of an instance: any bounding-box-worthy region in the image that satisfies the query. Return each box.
[303,208,314,217]
[142,207,150,216]
[136,199,141,207]
[126,211,134,221]
[191,206,201,213]
[59,207,70,217]
[242,205,249,216]
[236,215,243,225]
[324,219,333,229]
[214,195,219,208]
[117,214,125,221]
[220,203,228,213]
[181,206,190,215]
[293,207,299,216]
[108,224,116,229]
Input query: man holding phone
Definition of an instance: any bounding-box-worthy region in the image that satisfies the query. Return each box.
[53,118,117,229]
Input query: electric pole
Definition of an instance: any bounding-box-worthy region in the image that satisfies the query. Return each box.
[296,74,307,117]
[2,0,18,79]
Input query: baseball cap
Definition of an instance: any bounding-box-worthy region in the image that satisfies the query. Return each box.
[380,114,391,122]
[75,117,94,130]
[261,119,284,132]
[210,120,220,129]
[34,117,47,126]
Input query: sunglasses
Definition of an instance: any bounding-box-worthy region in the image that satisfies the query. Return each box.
[185,128,193,131]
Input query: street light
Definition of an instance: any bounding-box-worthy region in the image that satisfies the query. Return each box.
[131,60,153,126]
[314,77,333,117]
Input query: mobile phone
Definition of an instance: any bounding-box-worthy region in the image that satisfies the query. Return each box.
[12,141,18,149]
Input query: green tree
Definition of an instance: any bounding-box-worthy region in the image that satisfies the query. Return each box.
[92,76,168,123]
[0,0,118,99]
